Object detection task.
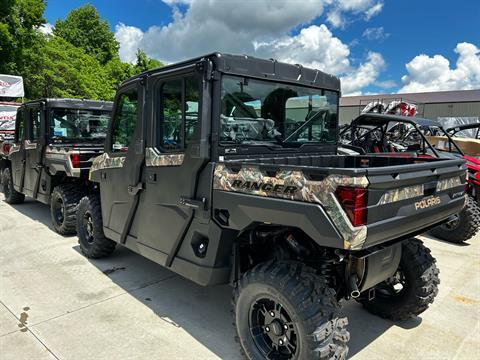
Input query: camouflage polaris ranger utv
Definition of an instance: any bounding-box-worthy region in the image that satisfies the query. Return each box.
[76,53,466,359]
[1,98,112,234]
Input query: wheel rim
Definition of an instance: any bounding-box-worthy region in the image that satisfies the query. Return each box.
[54,198,65,225]
[440,214,460,231]
[4,177,11,199]
[249,297,298,359]
[375,268,406,298]
[83,211,94,244]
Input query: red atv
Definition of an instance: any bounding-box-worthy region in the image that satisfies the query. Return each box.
[340,114,480,243]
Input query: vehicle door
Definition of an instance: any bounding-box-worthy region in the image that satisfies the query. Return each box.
[98,80,145,243]
[132,72,206,265]
[9,107,26,192]
[23,105,45,197]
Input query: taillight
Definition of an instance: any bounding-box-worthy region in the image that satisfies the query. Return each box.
[335,186,368,226]
[70,153,80,168]
[3,143,9,154]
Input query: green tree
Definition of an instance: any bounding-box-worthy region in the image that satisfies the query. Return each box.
[104,57,134,94]
[132,49,162,74]
[35,37,116,100]
[1,1,164,101]
[0,0,46,75]
[53,4,118,65]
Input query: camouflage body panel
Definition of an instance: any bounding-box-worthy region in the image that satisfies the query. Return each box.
[378,176,462,205]
[145,147,185,167]
[378,184,424,205]
[44,146,68,160]
[8,143,20,155]
[90,152,125,173]
[213,163,368,249]
[24,140,37,150]
[437,176,462,192]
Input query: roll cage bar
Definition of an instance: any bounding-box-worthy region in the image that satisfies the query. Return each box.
[446,123,480,139]
[340,114,464,158]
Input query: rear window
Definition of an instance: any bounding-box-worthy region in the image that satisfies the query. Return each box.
[220,76,338,148]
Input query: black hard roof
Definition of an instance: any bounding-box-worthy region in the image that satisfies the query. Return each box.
[123,52,341,91]
[21,98,113,111]
[352,113,442,127]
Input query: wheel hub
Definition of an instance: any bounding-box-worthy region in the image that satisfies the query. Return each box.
[249,298,298,358]
[269,319,284,336]
[55,199,65,224]
[86,221,93,236]
[84,212,94,244]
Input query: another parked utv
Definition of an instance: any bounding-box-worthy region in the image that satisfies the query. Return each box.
[1,98,112,234]
[0,134,14,186]
[77,53,466,359]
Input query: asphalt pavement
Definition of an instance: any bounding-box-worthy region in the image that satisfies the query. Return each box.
[0,195,478,359]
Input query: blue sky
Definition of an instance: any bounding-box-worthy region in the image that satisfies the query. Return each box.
[44,0,480,95]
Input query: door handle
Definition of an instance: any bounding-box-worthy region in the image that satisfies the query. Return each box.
[127,183,144,196]
[179,197,206,210]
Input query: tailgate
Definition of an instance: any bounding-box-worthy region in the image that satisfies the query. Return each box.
[364,158,466,247]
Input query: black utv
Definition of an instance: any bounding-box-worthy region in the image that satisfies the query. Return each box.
[76,53,466,359]
[1,98,112,234]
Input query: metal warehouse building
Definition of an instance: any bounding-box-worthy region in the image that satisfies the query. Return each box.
[339,89,480,124]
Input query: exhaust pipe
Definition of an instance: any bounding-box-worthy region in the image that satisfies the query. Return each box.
[349,274,360,298]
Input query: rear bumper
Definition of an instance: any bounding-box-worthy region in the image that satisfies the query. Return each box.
[364,193,466,248]
[214,190,466,251]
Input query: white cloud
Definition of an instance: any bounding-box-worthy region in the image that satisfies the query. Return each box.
[118,0,330,64]
[162,0,192,4]
[115,23,144,63]
[375,79,397,89]
[38,23,53,35]
[362,26,389,41]
[340,51,385,95]
[326,9,344,28]
[327,0,384,28]
[364,2,383,20]
[400,42,480,93]
[254,25,351,75]
[115,0,385,94]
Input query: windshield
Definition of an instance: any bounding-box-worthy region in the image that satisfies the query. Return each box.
[220,76,338,147]
[49,108,110,141]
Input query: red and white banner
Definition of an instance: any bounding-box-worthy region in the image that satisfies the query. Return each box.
[0,103,19,133]
[0,74,24,98]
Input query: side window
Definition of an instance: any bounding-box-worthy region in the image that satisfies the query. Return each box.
[185,77,200,141]
[30,108,41,140]
[159,75,201,151]
[15,108,25,142]
[111,89,138,152]
[162,79,183,151]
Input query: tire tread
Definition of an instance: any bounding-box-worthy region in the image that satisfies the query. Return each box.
[430,196,480,243]
[77,194,116,258]
[233,261,349,359]
[361,238,439,321]
[50,184,84,235]
[2,168,25,204]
